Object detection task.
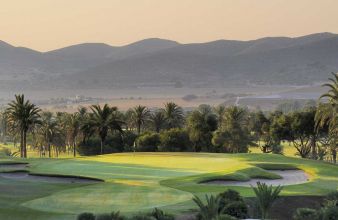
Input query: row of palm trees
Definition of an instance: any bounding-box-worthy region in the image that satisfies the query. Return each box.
[3,99,185,158]
[3,73,337,159]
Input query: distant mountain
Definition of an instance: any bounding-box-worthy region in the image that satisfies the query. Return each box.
[45,38,179,70]
[0,38,180,89]
[66,33,338,87]
[0,33,337,89]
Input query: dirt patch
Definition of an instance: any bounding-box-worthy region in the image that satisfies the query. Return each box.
[203,170,309,187]
[0,171,102,184]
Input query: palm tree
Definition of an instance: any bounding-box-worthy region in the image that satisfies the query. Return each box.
[68,113,80,157]
[150,110,166,133]
[6,95,41,158]
[163,102,184,129]
[316,73,338,163]
[222,106,247,130]
[87,104,123,154]
[39,112,61,158]
[131,105,150,135]
[212,106,251,153]
[251,182,283,219]
[193,195,222,220]
[187,107,217,151]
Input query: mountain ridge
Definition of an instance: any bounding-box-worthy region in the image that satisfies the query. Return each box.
[0,33,337,89]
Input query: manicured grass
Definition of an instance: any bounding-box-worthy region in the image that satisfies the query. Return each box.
[0,152,337,220]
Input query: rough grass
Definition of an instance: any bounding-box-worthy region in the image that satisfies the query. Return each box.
[0,152,337,220]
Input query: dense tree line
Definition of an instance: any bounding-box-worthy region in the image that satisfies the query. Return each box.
[0,74,337,163]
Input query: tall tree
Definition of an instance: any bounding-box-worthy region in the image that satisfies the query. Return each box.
[87,104,123,154]
[316,73,338,163]
[212,106,252,153]
[39,112,61,158]
[131,105,150,135]
[67,113,80,157]
[289,109,316,158]
[187,105,217,152]
[6,95,41,158]
[150,110,166,133]
[163,102,184,129]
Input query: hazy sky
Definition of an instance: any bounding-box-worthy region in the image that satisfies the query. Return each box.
[1,0,337,51]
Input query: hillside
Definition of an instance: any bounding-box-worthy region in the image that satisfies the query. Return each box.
[61,32,338,87]
[0,33,337,89]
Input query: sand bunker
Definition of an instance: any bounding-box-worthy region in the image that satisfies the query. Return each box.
[0,171,102,184]
[204,170,309,187]
[0,163,28,169]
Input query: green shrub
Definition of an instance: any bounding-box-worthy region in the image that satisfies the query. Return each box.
[213,214,238,220]
[136,132,161,152]
[77,212,95,220]
[251,182,283,219]
[159,128,191,152]
[293,208,319,220]
[149,208,174,220]
[129,214,156,220]
[95,214,112,220]
[122,131,138,152]
[193,195,221,220]
[219,189,243,203]
[326,191,338,202]
[322,205,338,220]
[271,144,283,155]
[78,133,124,155]
[110,211,125,220]
[222,201,248,219]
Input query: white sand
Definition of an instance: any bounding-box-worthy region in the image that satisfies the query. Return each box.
[204,170,309,187]
[0,171,101,184]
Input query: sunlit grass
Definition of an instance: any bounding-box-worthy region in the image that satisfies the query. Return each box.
[0,151,337,220]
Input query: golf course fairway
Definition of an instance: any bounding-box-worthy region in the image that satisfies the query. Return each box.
[0,152,337,220]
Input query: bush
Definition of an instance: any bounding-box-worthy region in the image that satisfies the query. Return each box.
[77,212,95,220]
[136,132,161,152]
[219,189,243,203]
[322,206,338,220]
[326,191,338,202]
[149,208,174,220]
[96,214,112,220]
[218,189,244,214]
[110,211,126,220]
[79,133,125,155]
[122,131,138,152]
[271,144,284,155]
[293,208,319,220]
[214,214,238,220]
[129,214,156,220]
[222,201,248,219]
[159,128,191,152]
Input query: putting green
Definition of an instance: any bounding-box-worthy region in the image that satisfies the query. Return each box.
[0,153,337,220]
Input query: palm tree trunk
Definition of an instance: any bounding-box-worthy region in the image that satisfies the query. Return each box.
[311,135,317,159]
[23,130,27,158]
[100,139,103,155]
[137,124,141,135]
[332,149,337,164]
[48,142,51,158]
[73,139,76,157]
[20,129,24,158]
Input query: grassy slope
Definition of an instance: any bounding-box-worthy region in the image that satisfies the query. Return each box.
[0,153,337,220]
